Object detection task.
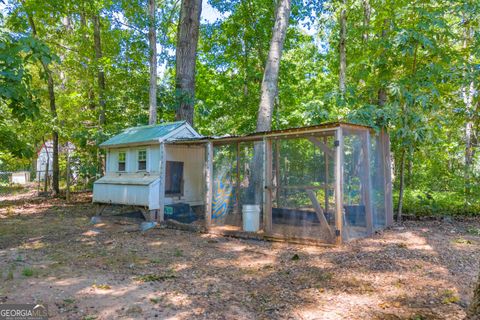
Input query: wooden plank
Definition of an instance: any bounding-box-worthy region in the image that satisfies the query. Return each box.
[307,137,334,158]
[362,131,374,235]
[381,128,394,225]
[66,150,71,203]
[306,189,334,239]
[268,184,334,190]
[334,128,344,245]
[204,142,213,229]
[324,136,329,213]
[157,142,166,222]
[235,142,241,213]
[263,138,273,234]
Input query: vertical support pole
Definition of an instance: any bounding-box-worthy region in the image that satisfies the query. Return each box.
[381,128,394,226]
[263,138,273,234]
[235,142,241,214]
[66,149,71,203]
[334,128,344,245]
[204,142,213,229]
[158,142,166,222]
[324,136,329,213]
[362,131,374,235]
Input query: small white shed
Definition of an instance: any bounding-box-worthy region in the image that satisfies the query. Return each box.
[93,121,204,219]
[36,141,76,181]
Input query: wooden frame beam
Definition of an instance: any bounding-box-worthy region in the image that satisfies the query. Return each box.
[307,137,334,158]
[306,190,334,239]
[334,128,344,245]
[323,136,329,213]
[204,142,213,229]
[157,142,166,222]
[263,138,273,234]
[381,128,394,226]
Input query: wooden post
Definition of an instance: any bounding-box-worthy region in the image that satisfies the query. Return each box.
[235,142,241,213]
[263,138,273,234]
[44,154,49,193]
[204,142,213,229]
[334,128,344,245]
[324,136,329,214]
[381,128,394,225]
[157,142,166,222]
[362,131,374,235]
[66,149,71,203]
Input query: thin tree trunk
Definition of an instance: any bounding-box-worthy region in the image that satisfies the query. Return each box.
[27,14,60,196]
[397,147,406,221]
[338,0,347,97]
[44,149,50,193]
[93,14,106,176]
[93,14,106,126]
[256,0,291,132]
[377,20,388,107]
[466,270,480,319]
[148,0,157,125]
[462,23,474,199]
[175,0,202,126]
[362,0,370,42]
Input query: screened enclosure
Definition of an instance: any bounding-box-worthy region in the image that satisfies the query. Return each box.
[165,122,393,245]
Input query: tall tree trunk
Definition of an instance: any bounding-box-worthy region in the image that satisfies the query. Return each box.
[27,14,60,196]
[175,0,202,126]
[338,0,347,97]
[462,23,474,199]
[377,20,388,107]
[362,0,370,42]
[250,0,291,206]
[466,270,480,319]
[397,147,406,221]
[93,14,106,126]
[93,14,106,176]
[256,0,291,132]
[397,43,418,221]
[148,0,157,125]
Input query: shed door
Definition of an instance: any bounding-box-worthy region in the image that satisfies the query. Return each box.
[165,161,184,196]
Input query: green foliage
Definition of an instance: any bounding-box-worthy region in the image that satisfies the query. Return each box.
[0,0,478,217]
[393,189,480,216]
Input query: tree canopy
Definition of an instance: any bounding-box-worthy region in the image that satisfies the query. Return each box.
[0,0,479,213]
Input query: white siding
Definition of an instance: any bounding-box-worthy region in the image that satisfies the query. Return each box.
[93,176,160,209]
[106,145,160,174]
[149,146,160,173]
[95,123,204,209]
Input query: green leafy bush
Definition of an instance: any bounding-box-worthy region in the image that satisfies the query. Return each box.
[394,189,480,216]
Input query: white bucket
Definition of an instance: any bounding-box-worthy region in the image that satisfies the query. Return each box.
[242,205,261,232]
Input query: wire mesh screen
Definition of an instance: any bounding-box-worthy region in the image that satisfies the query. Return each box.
[342,128,372,240]
[211,140,264,232]
[270,132,337,243]
[370,134,387,229]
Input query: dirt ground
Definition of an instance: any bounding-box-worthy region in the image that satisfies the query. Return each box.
[0,186,479,320]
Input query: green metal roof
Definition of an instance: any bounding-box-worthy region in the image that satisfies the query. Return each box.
[100,121,186,147]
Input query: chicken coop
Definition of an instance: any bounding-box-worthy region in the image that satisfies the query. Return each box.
[94,121,393,245]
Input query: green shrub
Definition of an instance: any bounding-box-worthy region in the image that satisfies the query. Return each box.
[393,189,480,216]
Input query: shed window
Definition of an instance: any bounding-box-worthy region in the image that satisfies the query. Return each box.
[138,150,147,171]
[165,161,184,196]
[118,152,126,172]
